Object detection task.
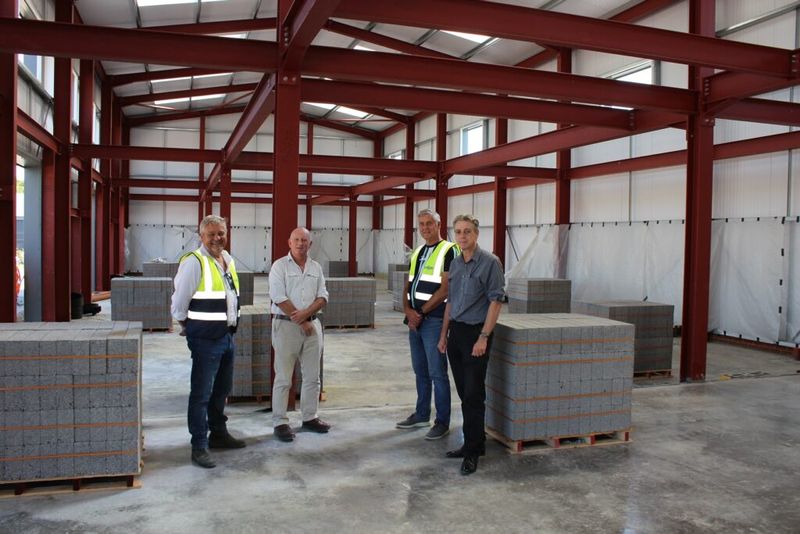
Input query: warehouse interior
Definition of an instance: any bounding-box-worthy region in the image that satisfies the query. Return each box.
[1,0,800,531]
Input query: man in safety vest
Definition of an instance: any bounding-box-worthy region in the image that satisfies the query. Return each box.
[396,208,460,440]
[171,215,246,468]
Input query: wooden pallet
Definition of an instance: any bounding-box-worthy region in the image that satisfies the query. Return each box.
[634,369,673,379]
[0,473,141,498]
[487,427,631,454]
[228,394,270,404]
[143,326,173,333]
[323,323,375,330]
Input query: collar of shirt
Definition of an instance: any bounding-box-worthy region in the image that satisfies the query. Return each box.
[460,246,484,266]
[198,245,232,271]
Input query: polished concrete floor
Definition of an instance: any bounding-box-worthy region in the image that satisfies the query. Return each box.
[2,277,800,533]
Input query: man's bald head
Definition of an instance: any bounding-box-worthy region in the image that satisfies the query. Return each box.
[288,227,312,263]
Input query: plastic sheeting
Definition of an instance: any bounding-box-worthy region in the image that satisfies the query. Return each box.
[507,218,800,345]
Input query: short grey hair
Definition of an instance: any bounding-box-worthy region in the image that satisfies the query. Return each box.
[417,208,441,224]
[199,215,227,234]
[453,214,480,231]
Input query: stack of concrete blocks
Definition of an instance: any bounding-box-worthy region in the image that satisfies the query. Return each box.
[111,277,173,330]
[237,271,255,306]
[387,263,409,292]
[571,300,674,374]
[391,271,408,312]
[230,304,272,398]
[325,261,354,278]
[507,278,572,314]
[0,321,142,483]
[142,261,179,281]
[486,313,634,442]
[323,278,376,327]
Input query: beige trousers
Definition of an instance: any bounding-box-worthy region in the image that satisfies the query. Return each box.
[271,318,323,426]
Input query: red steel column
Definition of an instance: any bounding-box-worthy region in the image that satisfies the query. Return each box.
[220,166,232,249]
[305,122,314,229]
[197,116,206,227]
[78,58,93,306]
[111,97,123,275]
[0,0,18,321]
[41,150,55,321]
[53,0,73,320]
[371,137,382,230]
[435,113,449,236]
[96,84,112,290]
[493,118,508,265]
[555,48,572,226]
[348,195,357,276]
[680,0,715,382]
[121,124,130,261]
[404,121,415,248]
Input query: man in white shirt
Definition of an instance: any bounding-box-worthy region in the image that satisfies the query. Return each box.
[269,227,330,442]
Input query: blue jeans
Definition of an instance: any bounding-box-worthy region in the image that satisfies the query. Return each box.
[408,316,450,426]
[187,333,234,449]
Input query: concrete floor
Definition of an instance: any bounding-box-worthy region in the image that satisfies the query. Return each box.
[2,277,800,533]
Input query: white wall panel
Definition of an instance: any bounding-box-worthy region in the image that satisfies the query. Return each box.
[712,154,790,218]
[791,149,800,217]
[716,118,790,145]
[630,166,686,221]
[571,174,630,222]
[632,128,685,157]
[720,8,796,48]
[473,191,494,224]
[417,115,437,143]
[536,183,556,224]
[508,185,537,225]
[572,137,630,167]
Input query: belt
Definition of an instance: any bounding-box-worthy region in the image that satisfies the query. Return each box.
[272,314,318,322]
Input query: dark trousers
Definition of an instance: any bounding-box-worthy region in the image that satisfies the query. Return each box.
[187,333,234,449]
[447,321,492,456]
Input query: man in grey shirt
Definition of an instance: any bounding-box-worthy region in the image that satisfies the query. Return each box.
[438,214,504,475]
[269,227,330,442]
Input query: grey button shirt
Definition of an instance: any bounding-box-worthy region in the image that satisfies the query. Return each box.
[447,246,505,325]
[269,253,329,315]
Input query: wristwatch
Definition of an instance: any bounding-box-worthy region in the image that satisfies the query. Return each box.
[479,331,490,339]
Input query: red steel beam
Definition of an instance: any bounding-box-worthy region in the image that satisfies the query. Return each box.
[72,144,223,163]
[404,121,415,248]
[78,58,93,305]
[514,0,681,69]
[130,193,372,207]
[0,19,278,72]
[0,0,16,321]
[707,70,800,105]
[301,113,378,140]
[334,0,795,77]
[126,105,248,127]
[119,83,257,107]
[302,47,696,113]
[435,113,448,235]
[309,194,345,206]
[144,17,277,34]
[354,176,421,196]
[109,67,232,87]
[348,195,357,276]
[444,110,683,176]
[301,79,634,129]
[16,109,60,152]
[324,20,454,59]
[494,118,508,264]
[281,0,342,71]
[716,98,800,127]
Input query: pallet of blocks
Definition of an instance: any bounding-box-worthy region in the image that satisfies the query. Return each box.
[507,278,572,314]
[486,313,634,452]
[237,271,255,306]
[391,271,408,312]
[387,263,409,292]
[230,305,272,400]
[141,261,179,281]
[571,300,674,375]
[323,278,376,328]
[324,260,354,278]
[111,277,173,330]
[0,322,143,491]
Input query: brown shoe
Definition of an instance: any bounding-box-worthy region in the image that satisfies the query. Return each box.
[302,418,331,433]
[274,424,295,442]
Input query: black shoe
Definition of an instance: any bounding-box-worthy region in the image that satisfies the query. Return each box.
[191,448,216,468]
[274,424,295,442]
[445,446,486,459]
[209,431,247,449]
[460,455,479,475]
[302,418,331,433]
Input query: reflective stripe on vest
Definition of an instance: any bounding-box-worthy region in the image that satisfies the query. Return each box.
[185,249,239,322]
[407,240,459,307]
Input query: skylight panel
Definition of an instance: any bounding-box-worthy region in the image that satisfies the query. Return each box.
[336,106,369,118]
[191,94,224,102]
[194,72,232,80]
[353,44,374,51]
[137,0,225,7]
[154,96,190,105]
[306,102,336,111]
[443,30,491,43]
[152,76,192,84]
[218,33,247,39]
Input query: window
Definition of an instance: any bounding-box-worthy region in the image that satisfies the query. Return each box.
[606,61,657,110]
[460,121,486,155]
[19,54,42,80]
[388,150,404,160]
